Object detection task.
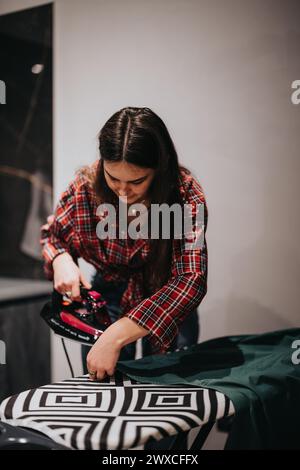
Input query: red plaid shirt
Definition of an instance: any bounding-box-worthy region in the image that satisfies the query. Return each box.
[40,161,208,354]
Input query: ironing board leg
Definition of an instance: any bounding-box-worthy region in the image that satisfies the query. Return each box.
[188,421,215,450]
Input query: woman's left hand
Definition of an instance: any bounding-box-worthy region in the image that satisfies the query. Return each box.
[86,317,149,381]
[86,335,122,381]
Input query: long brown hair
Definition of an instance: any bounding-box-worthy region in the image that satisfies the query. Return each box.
[79,107,190,295]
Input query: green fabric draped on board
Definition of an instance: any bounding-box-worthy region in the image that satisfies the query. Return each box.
[117,328,300,449]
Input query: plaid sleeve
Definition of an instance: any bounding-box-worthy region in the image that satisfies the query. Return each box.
[40,179,80,280]
[123,198,208,354]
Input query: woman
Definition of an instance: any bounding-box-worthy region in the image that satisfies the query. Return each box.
[41,106,208,381]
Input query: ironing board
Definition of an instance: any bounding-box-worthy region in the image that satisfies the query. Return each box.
[0,371,234,450]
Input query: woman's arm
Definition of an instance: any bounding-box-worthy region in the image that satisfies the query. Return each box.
[40,179,79,279]
[102,316,150,348]
[40,177,91,299]
[86,224,207,380]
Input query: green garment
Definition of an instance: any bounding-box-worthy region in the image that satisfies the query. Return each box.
[117,328,300,449]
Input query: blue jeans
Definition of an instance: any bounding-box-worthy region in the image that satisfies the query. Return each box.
[81,272,200,373]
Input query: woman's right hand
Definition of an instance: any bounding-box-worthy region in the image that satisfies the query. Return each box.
[52,252,91,301]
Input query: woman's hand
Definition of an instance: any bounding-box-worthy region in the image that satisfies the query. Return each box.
[86,318,149,381]
[52,251,91,301]
[43,213,91,300]
[86,334,122,381]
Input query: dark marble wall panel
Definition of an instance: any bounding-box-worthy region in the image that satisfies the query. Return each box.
[0,4,53,279]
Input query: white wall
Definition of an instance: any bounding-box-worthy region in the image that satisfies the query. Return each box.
[1,0,299,388]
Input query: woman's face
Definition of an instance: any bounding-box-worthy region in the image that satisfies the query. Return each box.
[103,160,155,204]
